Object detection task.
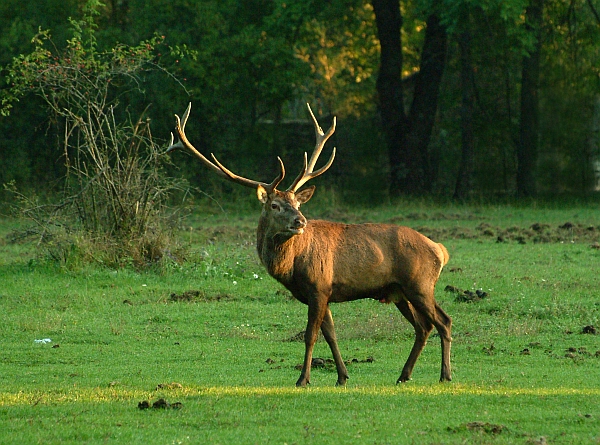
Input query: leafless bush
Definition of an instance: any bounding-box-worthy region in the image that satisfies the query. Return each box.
[3,15,190,268]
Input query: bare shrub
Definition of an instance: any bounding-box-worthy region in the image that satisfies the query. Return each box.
[2,4,190,268]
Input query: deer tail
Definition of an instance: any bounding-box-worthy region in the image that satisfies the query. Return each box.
[437,243,450,267]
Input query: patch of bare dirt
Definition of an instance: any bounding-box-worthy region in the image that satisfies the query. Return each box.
[285,330,311,342]
[138,398,182,410]
[260,356,374,373]
[465,421,506,435]
[415,222,599,244]
[292,356,375,371]
[169,290,232,302]
[582,325,597,335]
[448,421,507,435]
[196,225,252,242]
[444,285,489,303]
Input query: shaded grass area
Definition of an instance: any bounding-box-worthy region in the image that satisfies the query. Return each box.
[1,199,599,444]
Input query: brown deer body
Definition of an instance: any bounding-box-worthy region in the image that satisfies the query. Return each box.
[168,103,452,386]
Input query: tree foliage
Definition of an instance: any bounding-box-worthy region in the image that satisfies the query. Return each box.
[1,0,599,201]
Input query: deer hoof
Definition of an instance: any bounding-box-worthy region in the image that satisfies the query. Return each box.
[296,378,309,387]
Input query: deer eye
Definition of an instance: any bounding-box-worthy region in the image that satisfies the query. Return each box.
[271,202,280,211]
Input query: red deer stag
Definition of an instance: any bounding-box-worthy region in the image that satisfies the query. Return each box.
[167,103,452,386]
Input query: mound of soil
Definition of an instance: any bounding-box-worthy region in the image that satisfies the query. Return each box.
[138,398,182,410]
[285,330,312,342]
[466,421,506,435]
[445,285,489,303]
[448,421,507,436]
[293,356,375,371]
[196,225,251,242]
[414,222,599,244]
[169,290,231,302]
[582,325,597,335]
[169,290,205,302]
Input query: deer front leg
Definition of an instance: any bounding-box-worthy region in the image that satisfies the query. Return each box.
[320,307,349,386]
[296,300,328,387]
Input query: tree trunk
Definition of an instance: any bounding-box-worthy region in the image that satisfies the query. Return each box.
[454,28,475,200]
[517,0,544,197]
[372,0,407,194]
[405,13,447,194]
[373,0,447,196]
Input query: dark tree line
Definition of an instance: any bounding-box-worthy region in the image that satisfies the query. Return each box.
[371,0,599,198]
[1,0,599,202]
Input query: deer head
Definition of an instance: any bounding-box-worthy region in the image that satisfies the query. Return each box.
[167,103,336,239]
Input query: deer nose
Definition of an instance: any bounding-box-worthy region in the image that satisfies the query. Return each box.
[293,215,307,229]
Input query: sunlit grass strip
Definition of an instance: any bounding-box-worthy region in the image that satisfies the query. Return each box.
[197,384,600,397]
[0,388,154,406]
[2,384,600,407]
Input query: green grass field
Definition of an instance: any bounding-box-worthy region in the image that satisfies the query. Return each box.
[1,199,599,444]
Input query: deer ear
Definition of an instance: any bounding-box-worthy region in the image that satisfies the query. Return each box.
[295,186,315,204]
[257,185,269,203]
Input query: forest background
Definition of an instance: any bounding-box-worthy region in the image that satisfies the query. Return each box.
[0,0,599,204]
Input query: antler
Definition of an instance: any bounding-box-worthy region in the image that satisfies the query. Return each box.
[167,102,285,191]
[287,103,336,192]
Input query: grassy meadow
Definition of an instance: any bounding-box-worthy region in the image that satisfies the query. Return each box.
[1,197,599,444]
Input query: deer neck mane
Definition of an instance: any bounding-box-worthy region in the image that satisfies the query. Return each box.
[256,215,308,284]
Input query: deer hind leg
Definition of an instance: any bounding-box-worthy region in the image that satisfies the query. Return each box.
[405,293,453,382]
[434,301,453,382]
[395,299,434,383]
[296,299,328,387]
[320,307,349,386]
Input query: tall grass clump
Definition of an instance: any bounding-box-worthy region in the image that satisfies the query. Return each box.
[2,1,189,269]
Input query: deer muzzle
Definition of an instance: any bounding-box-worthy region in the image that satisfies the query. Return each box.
[289,215,307,235]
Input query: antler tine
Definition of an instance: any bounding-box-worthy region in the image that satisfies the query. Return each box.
[166,103,192,153]
[269,157,286,190]
[166,102,285,191]
[212,153,285,191]
[293,152,309,183]
[306,104,336,172]
[288,104,337,192]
